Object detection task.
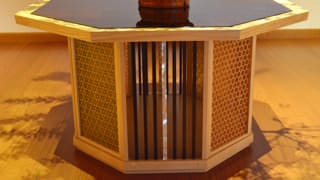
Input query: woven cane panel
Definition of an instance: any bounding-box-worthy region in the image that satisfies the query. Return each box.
[74,39,119,152]
[210,38,252,151]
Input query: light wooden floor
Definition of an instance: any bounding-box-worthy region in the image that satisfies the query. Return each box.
[0,39,319,179]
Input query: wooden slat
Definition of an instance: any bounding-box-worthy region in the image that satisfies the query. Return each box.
[181,41,187,159]
[129,43,139,159]
[151,42,158,159]
[172,42,177,159]
[191,42,197,158]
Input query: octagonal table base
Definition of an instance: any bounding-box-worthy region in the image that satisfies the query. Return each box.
[69,37,255,173]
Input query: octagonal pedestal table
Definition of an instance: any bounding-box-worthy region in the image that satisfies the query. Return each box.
[16,0,307,173]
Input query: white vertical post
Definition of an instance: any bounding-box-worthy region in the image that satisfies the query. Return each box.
[68,38,81,138]
[202,41,214,159]
[160,42,168,160]
[248,36,256,134]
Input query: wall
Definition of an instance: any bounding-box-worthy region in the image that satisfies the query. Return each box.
[0,0,319,32]
[286,0,320,29]
[0,0,41,32]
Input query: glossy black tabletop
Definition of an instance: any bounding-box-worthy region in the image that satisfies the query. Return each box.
[33,0,290,28]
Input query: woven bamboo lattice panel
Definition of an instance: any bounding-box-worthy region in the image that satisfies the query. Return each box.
[74,39,119,152]
[211,38,252,151]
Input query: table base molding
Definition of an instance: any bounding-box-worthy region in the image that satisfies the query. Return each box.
[74,133,253,173]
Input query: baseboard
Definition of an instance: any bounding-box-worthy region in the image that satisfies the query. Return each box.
[258,29,320,40]
[0,32,67,43]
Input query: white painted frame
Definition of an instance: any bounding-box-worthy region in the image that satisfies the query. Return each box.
[202,41,214,159]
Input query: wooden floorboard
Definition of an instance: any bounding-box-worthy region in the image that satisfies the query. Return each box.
[0,39,319,179]
[0,33,67,43]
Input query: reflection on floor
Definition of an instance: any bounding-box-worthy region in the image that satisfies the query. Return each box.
[0,39,319,179]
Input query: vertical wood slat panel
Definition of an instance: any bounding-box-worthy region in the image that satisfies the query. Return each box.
[182,42,187,159]
[166,42,169,94]
[129,43,139,159]
[142,42,149,160]
[167,41,203,160]
[152,42,158,160]
[167,42,173,159]
[186,42,194,159]
[191,42,197,158]
[126,41,203,160]
[175,42,183,159]
[138,43,142,95]
[127,42,163,160]
[172,42,177,159]
[195,42,204,159]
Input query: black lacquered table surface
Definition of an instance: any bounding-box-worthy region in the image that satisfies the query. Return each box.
[33,0,290,28]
